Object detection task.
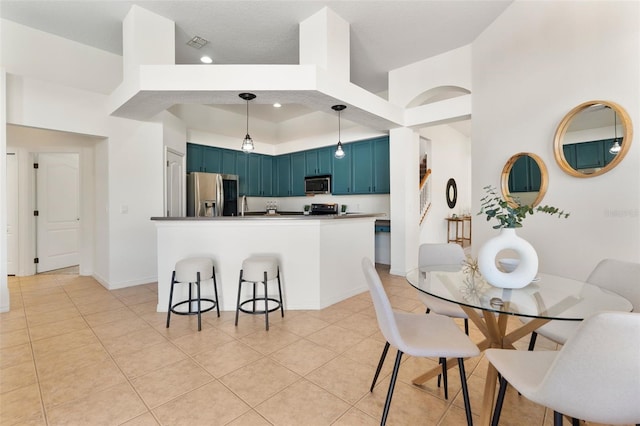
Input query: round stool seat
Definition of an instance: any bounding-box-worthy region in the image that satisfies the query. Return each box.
[235,255,284,330]
[166,257,219,331]
[175,257,214,283]
[241,256,279,282]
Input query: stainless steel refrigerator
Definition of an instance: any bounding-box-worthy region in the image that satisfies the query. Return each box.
[187,172,239,217]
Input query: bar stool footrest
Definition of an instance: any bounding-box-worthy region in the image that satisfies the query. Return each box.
[238,298,282,315]
[170,298,217,316]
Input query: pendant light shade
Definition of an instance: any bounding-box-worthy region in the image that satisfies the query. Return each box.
[239,93,256,153]
[609,107,621,155]
[332,104,347,159]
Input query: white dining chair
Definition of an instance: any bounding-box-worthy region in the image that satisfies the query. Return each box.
[362,258,479,425]
[528,258,640,350]
[418,243,468,398]
[486,311,640,426]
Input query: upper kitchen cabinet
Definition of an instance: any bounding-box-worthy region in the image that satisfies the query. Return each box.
[352,140,374,193]
[332,143,353,194]
[508,154,541,193]
[290,152,306,196]
[372,137,390,193]
[260,155,274,196]
[342,136,390,195]
[275,155,292,196]
[562,138,619,172]
[221,150,237,175]
[187,143,222,173]
[202,146,222,173]
[186,143,202,172]
[245,154,273,197]
[236,153,248,195]
[305,147,333,176]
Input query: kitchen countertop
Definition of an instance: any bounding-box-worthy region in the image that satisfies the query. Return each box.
[151,213,384,221]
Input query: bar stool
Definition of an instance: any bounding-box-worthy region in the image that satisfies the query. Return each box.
[235,256,284,330]
[166,257,220,331]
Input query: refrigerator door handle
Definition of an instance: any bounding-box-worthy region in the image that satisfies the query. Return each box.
[216,174,224,216]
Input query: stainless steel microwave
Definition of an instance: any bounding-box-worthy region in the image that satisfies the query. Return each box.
[305,175,331,194]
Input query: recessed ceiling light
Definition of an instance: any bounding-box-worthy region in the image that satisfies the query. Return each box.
[200,56,213,64]
[273,103,282,108]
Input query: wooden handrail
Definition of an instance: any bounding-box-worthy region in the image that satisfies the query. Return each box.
[419,168,432,189]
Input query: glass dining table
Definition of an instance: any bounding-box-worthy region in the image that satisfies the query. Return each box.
[406,265,633,426]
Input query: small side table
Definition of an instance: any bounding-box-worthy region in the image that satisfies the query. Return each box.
[445,216,471,247]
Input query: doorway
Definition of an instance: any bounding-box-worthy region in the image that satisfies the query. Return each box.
[166,148,184,217]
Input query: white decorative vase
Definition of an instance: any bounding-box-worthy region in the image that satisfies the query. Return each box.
[478,228,538,289]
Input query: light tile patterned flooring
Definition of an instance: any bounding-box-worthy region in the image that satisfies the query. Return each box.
[0,266,624,425]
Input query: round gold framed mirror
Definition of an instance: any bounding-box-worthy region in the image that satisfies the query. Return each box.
[554,100,633,178]
[501,152,549,208]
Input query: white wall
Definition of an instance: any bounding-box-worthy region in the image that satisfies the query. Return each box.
[2,17,167,289]
[1,68,8,312]
[419,123,471,244]
[472,0,640,280]
[389,45,472,107]
[1,19,121,95]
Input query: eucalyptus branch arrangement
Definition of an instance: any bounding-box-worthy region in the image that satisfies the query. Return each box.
[478,185,570,229]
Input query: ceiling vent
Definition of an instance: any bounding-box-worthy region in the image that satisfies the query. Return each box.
[187,36,208,49]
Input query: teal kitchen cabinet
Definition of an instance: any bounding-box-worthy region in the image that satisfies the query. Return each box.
[186,143,203,172]
[603,138,618,166]
[290,152,306,196]
[351,140,374,193]
[372,137,390,193]
[575,140,604,169]
[221,149,237,175]
[305,147,333,176]
[260,155,274,196]
[563,144,577,170]
[350,137,390,194]
[202,146,222,173]
[235,152,248,195]
[508,155,541,193]
[332,143,352,194]
[247,154,262,196]
[562,139,618,171]
[187,143,223,173]
[275,155,292,196]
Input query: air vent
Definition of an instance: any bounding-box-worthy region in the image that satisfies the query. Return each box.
[187,36,208,49]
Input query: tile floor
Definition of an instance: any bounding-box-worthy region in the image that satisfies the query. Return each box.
[0,265,625,425]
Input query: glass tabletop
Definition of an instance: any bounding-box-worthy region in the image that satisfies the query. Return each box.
[406,265,633,321]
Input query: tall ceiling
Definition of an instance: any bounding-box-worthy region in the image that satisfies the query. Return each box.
[0,0,511,95]
[0,1,512,138]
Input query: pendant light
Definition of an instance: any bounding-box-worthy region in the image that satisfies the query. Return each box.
[239,93,256,153]
[609,107,621,155]
[332,104,346,159]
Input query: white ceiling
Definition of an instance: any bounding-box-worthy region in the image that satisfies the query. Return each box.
[0,0,511,95]
[0,0,510,138]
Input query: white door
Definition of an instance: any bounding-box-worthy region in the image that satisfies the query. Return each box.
[36,153,80,273]
[166,150,184,217]
[6,153,18,275]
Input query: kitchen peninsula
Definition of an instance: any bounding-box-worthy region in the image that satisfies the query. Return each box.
[151,214,381,312]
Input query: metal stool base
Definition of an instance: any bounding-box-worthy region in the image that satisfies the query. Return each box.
[235,267,284,331]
